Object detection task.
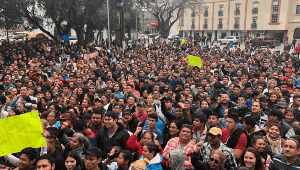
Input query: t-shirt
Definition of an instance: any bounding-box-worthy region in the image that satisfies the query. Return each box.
[221,128,247,151]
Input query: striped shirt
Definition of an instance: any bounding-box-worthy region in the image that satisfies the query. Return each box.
[268,154,300,170]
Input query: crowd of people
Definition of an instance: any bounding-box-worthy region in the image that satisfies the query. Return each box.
[0,37,300,170]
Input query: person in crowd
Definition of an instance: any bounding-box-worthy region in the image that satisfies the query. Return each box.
[126,125,162,160]
[244,101,268,129]
[192,113,208,143]
[83,147,104,170]
[250,136,272,166]
[191,149,227,170]
[116,150,133,170]
[96,111,130,159]
[45,136,64,170]
[140,142,163,170]
[239,147,265,170]
[268,136,300,169]
[242,115,264,147]
[262,109,290,138]
[18,147,39,170]
[190,127,237,170]
[222,112,247,159]
[262,123,285,156]
[163,124,195,169]
[162,120,181,148]
[64,151,82,170]
[36,155,56,170]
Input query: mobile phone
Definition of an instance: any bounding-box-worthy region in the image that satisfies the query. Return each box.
[109,153,119,160]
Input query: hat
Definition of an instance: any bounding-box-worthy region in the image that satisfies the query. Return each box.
[286,69,292,73]
[174,74,180,78]
[60,114,70,120]
[94,98,103,103]
[259,96,269,102]
[83,147,102,158]
[277,102,287,108]
[137,101,145,107]
[208,127,222,136]
[249,66,254,70]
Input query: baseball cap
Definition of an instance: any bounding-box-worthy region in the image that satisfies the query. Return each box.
[83,147,102,158]
[94,98,103,103]
[277,102,287,108]
[208,127,222,136]
[137,101,145,107]
[269,109,283,121]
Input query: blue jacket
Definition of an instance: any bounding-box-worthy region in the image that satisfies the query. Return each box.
[140,154,163,170]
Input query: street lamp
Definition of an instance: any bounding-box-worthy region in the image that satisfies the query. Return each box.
[107,0,110,48]
[117,0,125,48]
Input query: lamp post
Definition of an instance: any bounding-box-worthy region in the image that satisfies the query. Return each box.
[106,0,111,48]
[117,0,124,48]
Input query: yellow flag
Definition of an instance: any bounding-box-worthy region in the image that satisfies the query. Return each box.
[187,55,203,68]
[0,111,46,156]
[181,39,186,45]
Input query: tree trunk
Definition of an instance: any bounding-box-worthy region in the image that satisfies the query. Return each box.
[76,28,85,46]
[84,23,93,45]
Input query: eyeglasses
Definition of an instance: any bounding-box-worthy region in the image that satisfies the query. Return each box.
[210,158,220,164]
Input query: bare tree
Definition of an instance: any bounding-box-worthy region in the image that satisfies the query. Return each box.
[137,0,202,38]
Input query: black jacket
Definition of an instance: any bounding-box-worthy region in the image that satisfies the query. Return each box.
[50,147,64,170]
[96,123,130,159]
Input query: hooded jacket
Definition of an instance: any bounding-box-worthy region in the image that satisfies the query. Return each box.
[96,123,130,159]
[140,154,163,170]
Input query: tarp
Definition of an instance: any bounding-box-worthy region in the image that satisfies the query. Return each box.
[0,111,46,156]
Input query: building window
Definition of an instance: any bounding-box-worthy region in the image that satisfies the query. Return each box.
[251,18,257,28]
[272,1,279,12]
[297,5,300,14]
[235,5,240,15]
[179,10,184,25]
[191,9,196,17]
[203,20,208,29]
[218,19,223,29]
[271,14,278,23]
[234,18,240,29]
[191,20,195,29]
[253,2,258,13]
[219,6,223,16]
[204,7,208,17]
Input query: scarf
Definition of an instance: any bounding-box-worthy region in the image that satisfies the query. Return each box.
[226,128,243,149]
[266,133,282,154]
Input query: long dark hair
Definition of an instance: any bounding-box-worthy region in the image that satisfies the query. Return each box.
[240,147,264,170]
[64,151,81,170]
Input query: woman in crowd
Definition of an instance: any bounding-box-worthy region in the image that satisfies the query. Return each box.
[117,150,133,170]
[64,151,82,170]
[126,126,163,160]
[163,124,195,169]
[263,123,285,156]
[239,147,265,170]
[251,136,272,166]
[140,142,163,170]
[47,111,60,128]
[190,149,227,170]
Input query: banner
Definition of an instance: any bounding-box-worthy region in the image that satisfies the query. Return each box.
[84,51,99,64]
[187,55,203,68]
[0,111,46,156]
[181,39,186,45]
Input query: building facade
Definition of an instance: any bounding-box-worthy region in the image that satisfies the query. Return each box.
[174,0,300,43]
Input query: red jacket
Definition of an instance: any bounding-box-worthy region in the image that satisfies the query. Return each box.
[126,134,163,159]
[296,45,300,53]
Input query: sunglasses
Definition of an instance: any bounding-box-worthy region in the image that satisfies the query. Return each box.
[210,158,220,164]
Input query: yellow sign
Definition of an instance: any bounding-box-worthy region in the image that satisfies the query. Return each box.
[0,111,46,156]
[181,39,186,45]
[187,55,203,68]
